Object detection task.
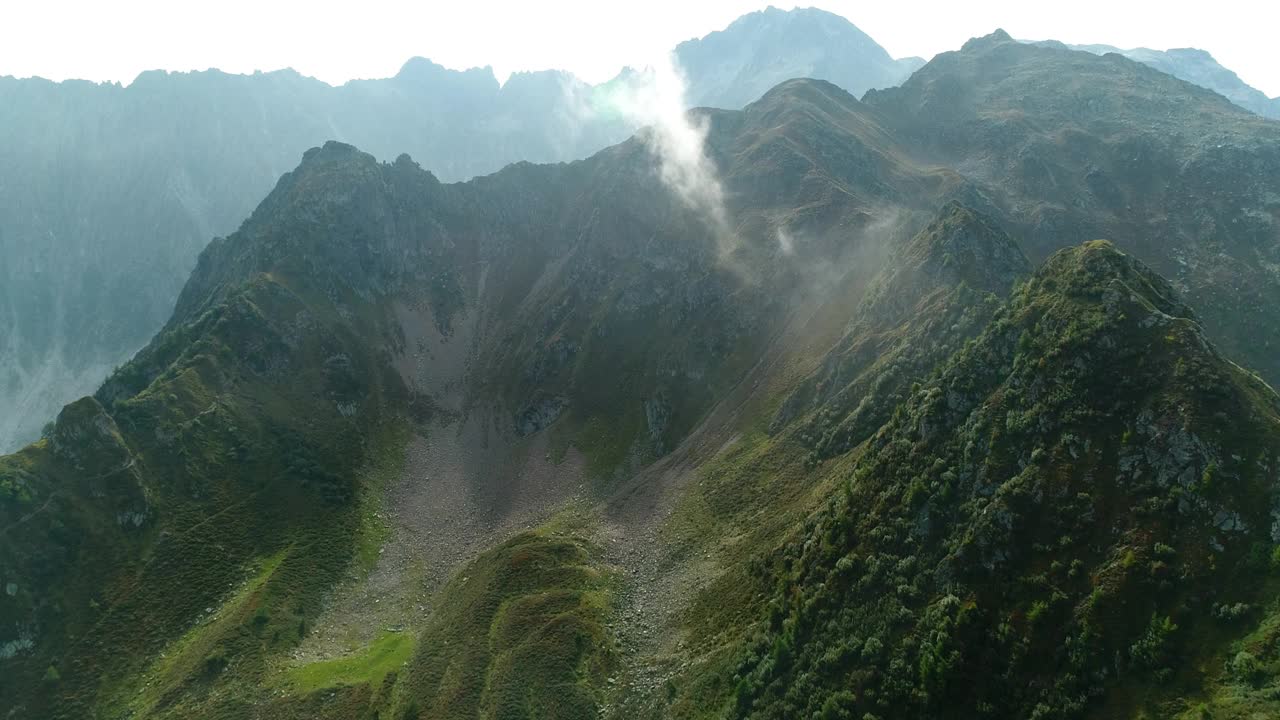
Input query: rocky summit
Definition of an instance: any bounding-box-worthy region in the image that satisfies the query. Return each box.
[1031,40,1280,120]
[3,17,1280,720]
[0,6,921,455]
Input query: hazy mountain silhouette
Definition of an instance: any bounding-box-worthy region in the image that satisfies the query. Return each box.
[1031,39,1280,119]
[6,30,1280,719]
[0,7,921,452]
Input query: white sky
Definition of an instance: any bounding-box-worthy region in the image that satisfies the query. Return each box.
[1,0,1277,97]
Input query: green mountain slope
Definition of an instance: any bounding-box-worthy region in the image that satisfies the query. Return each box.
[1031,41,1280,120]
[0,115,873,715]
[676,241,1280,719]
[4,29,1280,720]
[0,6,923,454]
[771,201,1031,460]
[863,31,1280,385]
[0,255,411,717]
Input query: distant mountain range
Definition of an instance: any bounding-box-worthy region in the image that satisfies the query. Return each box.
[0,6,922,453]
[1031,39,1280,119]
[6,27,1280,720]
[3,7,1277,455]
[676,6,923,108]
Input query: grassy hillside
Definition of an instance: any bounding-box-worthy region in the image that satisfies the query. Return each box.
[397,518,617,719]
[6,30,1280,720]
[674,241,1280,719]
[0,270,412,717]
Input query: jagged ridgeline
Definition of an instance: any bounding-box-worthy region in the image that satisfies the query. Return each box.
[771,201,1032,461]
[713,241,1280,719]
[0,5,925,455]
[3,30,1280,720]
[0,86,914,714]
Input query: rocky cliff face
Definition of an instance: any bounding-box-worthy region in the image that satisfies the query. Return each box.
[0,7,925,453]
[0,61,625,453]
[725,240,1280,719]
[674,6,922,110]
[771,201,1031,459]
[1033,40,1280,120]
[5,28,1280,720]
[865,31,1280,386]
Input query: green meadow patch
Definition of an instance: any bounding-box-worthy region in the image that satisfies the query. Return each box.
[283,630,415,694]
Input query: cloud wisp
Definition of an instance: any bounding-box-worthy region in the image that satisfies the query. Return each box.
[583,55,731,238]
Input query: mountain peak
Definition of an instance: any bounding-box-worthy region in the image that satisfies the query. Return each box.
[393,56,499,91]
[769,202,1029,453]
[49,396,129,469]
[962,28,1015,52]
[675,4,914,107]
[857,201,1030,325]
[1036,239,1197,321]
[299,139,369,165]
[1019,40,1280,119]
[905,200,1031,296]
[748,231,1280,715]
[728,5,865,31]
[752,76,858,110]
[1166,46,1216,61]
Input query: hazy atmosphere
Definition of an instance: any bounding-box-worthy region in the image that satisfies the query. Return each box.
[4,0,1280,94]
[4,3,1280,720]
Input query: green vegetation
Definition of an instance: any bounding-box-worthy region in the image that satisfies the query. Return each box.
[576,409,646,482]
[0,231,414,718]
[284,630,415,694]
[668,242,1280,720]
[1170,579,1280,718]
[124,551,288,717]
[7,25,1280,720]
[353,424,410,576]
[398,518,617,719]
[772,202,1028,461]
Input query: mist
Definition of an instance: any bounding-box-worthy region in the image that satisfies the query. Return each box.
[585,56,731,238]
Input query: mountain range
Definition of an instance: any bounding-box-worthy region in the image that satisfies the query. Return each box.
[5,6,1279,455]
[0,6,922,453]
[676,6,923,108]
[4,25,1280,720]
[1032,40,1280,120]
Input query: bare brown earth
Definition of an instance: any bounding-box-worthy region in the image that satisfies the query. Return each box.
[293,416,588,663]
[295,295,591,662]
[597,293,857,710]
[295,259,859,694]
